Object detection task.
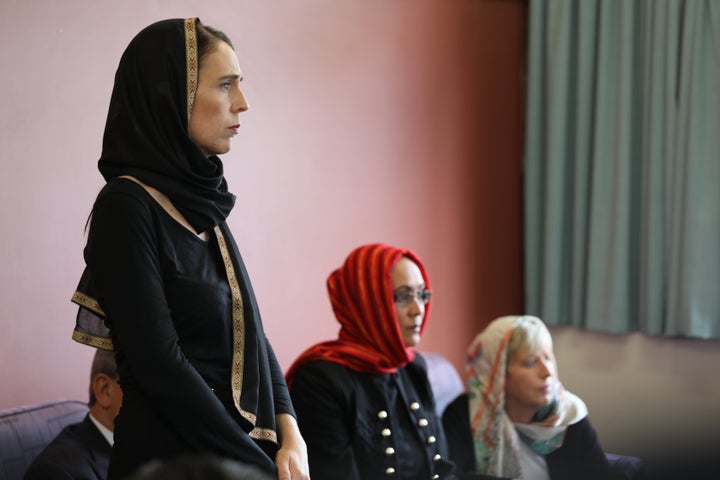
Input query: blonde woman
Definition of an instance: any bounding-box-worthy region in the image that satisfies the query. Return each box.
[442,316,614,480]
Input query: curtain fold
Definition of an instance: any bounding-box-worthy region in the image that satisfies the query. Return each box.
[524,0,720,338]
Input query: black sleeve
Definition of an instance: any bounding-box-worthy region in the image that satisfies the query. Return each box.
[289,362,361,480]
[85,190,275,472]
[548,416,614,480]
[442,393,479,477]
[266,337,295,417]
[441,395,516,480]
[575,417,612,465]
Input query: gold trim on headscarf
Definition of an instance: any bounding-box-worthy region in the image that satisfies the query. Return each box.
[184,18,198,118]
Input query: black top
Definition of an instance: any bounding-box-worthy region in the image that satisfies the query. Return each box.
[84,179,292,479]
[23,414,111,480]
[442,394,615,480]
[290,354,457,480]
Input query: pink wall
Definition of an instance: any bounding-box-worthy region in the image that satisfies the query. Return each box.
[0,1,525,408]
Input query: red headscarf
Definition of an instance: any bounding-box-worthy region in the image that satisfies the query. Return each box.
[286,244,431,387]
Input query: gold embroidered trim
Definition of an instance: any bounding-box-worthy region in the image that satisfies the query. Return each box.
[249,426,278,444]
[214,226,278,445]
[184,18,198,118]
[213,227,248,416]
[71,290,105,317]
[72,329,114,351]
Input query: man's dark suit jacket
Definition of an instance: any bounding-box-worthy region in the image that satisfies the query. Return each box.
[23,413,111,480]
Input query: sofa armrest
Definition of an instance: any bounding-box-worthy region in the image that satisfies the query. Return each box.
[422,351,464,416]
[606,452,646,480]
[0,399,88,480]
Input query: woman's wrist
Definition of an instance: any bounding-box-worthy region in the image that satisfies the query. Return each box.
[276,413,306,447]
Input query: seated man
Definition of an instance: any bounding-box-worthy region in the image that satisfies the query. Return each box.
[24,349,122,480]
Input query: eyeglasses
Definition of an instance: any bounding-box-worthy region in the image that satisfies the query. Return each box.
[393,288,432,307]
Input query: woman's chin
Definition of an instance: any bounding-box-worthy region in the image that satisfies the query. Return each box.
[403,334,421,348]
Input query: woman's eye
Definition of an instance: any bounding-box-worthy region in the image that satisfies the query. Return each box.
[220,82,231,90]
[394,292,412,303]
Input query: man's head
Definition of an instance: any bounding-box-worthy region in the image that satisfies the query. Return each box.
[88,349,122,431]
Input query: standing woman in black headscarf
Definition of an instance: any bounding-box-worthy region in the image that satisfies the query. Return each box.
[70,18,309,480]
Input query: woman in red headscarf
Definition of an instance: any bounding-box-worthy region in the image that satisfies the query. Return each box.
[286,244,456,480]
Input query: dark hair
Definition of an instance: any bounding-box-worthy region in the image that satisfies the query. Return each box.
[88,349,119,406]
[127,454,273,480]
[196,22,234,69]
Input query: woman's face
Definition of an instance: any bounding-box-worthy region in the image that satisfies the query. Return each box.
[390,257,426,347]
[504,341,557,423]
[188,41,249,157]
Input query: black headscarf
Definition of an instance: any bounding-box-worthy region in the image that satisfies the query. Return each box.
[99,18,234,234]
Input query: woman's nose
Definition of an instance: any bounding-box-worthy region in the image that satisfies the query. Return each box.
[408,296,424,316]
[539,359,552,377]
[233,87,249,113]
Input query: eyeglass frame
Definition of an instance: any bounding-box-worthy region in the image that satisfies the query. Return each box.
[392,287,432,307]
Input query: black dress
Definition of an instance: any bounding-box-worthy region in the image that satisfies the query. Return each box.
[290,354,456,480]
[84,179,292,479]
[442,394,614,480]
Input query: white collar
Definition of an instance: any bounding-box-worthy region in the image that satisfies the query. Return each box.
[88,412,114,446]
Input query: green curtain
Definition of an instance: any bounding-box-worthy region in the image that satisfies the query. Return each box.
[524,0,720,337]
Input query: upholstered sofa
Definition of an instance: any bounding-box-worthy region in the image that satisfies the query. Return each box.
[0,399,88,480]
[0,354,643,480]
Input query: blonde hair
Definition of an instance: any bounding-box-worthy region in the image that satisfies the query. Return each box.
[506,316,553,364]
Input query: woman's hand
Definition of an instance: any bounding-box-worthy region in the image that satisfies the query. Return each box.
[275,413,310,480]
